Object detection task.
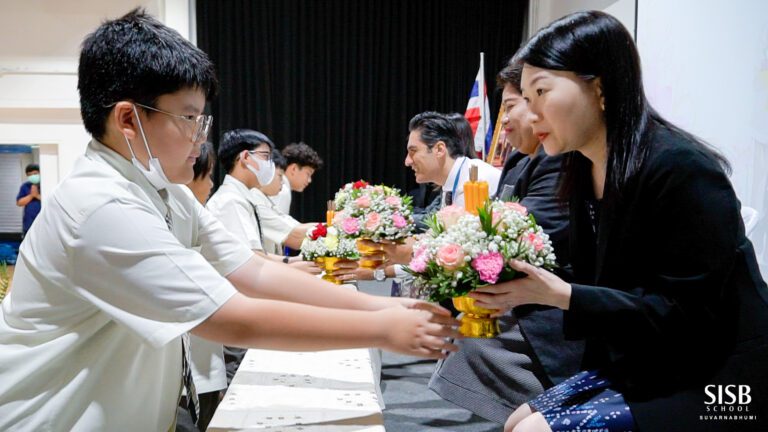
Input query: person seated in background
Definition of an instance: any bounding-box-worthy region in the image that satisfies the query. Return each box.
[348,111,500,283]
[406,111,500,208]
[410,113,479,233]
[428,60,584,425]
[15,163,42,238]
[176,141,225,431]
[207,129,318,271]
[0,10,460,431]
[250,147,322,255]
[273,142,323,215]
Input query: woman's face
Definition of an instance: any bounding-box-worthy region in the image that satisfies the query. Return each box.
[520,64,605,157]
[500,84,539,155]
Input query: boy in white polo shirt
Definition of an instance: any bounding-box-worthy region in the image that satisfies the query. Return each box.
[0,9,458,431]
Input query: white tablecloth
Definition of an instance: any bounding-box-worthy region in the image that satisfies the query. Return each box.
[207,348,385,431]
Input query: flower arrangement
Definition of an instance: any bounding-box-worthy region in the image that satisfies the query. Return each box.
[405,200,557,303]
[332,180,414,242]
[300,223,360,261]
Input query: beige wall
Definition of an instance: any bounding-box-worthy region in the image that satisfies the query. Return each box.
[0,0,193,198]
[528,0,636,38]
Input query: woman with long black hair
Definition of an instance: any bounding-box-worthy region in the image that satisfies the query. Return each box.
[469,10,768,432]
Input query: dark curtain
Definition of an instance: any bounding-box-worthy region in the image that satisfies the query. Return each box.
[196,0,527,222]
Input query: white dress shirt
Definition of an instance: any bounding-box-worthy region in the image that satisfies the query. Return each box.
[251,187,300,255]
[207,175,264,252]
[272,176,292,215]
[0,139,253,431]
[441,156,501,207]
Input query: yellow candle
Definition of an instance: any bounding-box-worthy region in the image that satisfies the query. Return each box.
[465,183,476,214]
[326,210,334,226]
[477,181,489,209]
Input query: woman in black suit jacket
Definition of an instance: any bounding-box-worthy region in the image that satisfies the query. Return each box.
[471,11,768,432]
[429,61,584,424]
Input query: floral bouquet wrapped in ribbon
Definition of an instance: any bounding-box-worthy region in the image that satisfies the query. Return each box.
[332,180,414,269]
[404,200,557,337]
[300,223,359,284]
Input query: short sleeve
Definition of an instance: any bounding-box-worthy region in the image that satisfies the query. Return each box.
[70,199,239,348]
[257,203,300,245]
[207,198,263,251]
[195,203,255,276]
[16,183,30,201]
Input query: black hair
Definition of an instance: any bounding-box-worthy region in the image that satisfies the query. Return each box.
[192,142,215,181]
[272,148,288,170]
[218,129,275,173]
[25,164,40,174]
[282,142,324,171]
[515,10,730,200]
[496,59,523,93]
[444,113,477,159]
[408,111,465,159]
[78,8,218,140]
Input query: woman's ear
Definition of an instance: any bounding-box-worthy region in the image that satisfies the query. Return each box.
[113,102,137,139]
[593,77,605,111]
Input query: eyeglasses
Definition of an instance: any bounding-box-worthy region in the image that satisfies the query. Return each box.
[248,150,272,162]
[133,103,213,143]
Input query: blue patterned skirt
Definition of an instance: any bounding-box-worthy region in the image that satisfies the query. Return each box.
[528,370,635,432]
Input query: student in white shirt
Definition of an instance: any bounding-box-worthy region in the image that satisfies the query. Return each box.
[0,10,459,431]
[207,129,321,273]
[252,149,303,255]
[272,142,323,215]
[178,141,224,431]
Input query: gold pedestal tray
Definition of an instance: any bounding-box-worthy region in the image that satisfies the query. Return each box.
[315,257,353,285]
[452,296,500,338]
[356,238,385,270]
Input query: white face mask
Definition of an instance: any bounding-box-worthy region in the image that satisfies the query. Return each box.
[123,105,172,190]
[245,154,276,187]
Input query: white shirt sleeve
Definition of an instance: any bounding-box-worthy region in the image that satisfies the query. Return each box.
[208,197,264,251]
[71,200,239,348]
[257,201,301,245]
[195,203,255,276]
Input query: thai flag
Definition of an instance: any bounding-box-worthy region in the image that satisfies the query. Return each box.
[464,53,493,159]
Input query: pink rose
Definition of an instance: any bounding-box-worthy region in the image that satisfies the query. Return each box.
[355,196,371,208]
[408,254,428,273]
[524,232,545,252]
[333,211,347,226]
[365,212,381,232]
[504,201,528,216]
[342,217,360,235]
[471,251,505,284]
[392,213,407,228]
[436,243,465,271]
[385,196,402,207]
[436,205,468,229]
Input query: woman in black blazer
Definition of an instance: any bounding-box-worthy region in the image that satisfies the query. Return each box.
[429,61,584,424]
[470,11,768,432]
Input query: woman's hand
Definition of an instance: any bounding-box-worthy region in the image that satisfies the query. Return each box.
[469,260,572,315]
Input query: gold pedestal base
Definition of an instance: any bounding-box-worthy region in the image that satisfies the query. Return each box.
[452,296,500,338]
[356,238,385,270]
[315,257,351,285]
